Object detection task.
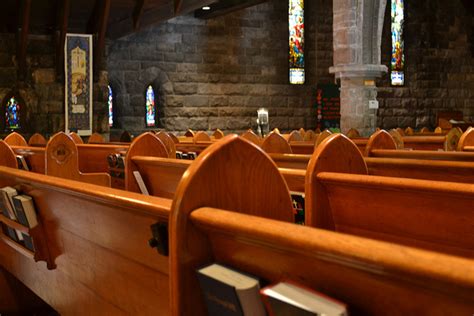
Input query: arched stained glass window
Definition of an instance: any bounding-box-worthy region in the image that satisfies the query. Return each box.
[289,0,304,85]
[391,0,404,86]
[146,85,156,127]
[5,96,20,130]
[108,85,113,127]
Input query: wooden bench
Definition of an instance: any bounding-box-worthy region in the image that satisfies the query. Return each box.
[458,126,474,152]
[0,135,295,314]
[172,206,474,315]
[305,133,474,258]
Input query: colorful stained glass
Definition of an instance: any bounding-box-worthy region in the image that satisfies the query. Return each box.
[146,85,156,127]
[5,96,20,130]
[391,0,404,86]
[289,0,304,84]
[108,85,113,127]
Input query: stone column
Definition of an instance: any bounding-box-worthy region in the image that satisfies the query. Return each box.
[330,0,388,136]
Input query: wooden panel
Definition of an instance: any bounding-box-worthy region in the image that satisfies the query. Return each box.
[4,132,28,146]
[77,143,128,173]
[261,131,292,154]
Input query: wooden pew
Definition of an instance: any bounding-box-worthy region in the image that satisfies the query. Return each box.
[305,133,474,258]
[4,132,28,147]
[458,126,474,152]
[0,134,295,314]
[212,129,224,139]
[28,133,47,147]
[240,129,262,146]
[171,207,474,315]
[68,132,84,144]
[88,132,105,144]
[261,131,292,154]
[156,131,177,158]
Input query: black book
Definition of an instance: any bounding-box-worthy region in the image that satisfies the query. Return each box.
[12,195,38,252]
[290,192,305,225]
[0,186,23,241]
[196,263,266,316]
[16,155,30,171]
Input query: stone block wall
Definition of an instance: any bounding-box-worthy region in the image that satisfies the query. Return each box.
[0,33,108,139]
[377,0,474,129]
[107,0,335,135]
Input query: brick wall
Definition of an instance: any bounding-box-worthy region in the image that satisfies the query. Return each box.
[107,0,335,135]
[377,0,474,128]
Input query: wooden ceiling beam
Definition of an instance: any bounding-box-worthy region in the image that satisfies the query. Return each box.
[94,0,111,80]
[174,0,183,15]
[17,0,31,81]
[55,0,70,79]
[133,0,147,31]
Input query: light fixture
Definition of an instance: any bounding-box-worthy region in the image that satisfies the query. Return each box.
[202,6,211,10]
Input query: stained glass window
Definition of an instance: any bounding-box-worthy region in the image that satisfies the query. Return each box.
[289,0,304,85]
[108,85,113,127]
[146,85,156,127]
[391,0,404,86]
[5,96,20,130]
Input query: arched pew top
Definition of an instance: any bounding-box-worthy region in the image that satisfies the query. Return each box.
[306,134,368,229]
[184,129,195,137]
[46,132,110,187]
[125,132,168,192]
[169,133,179,144]
[240,129,261,146]
[396,127,405,136]
[88,132,105,144]
[303,129,317,142]
[298,127,305,137]
[4,132,27,147]
[156,131,177,158]
[28,133,47,147]
[193,131,211,143]
[420,127,430,133]
[388,129,405,149]
[287,130,303,142]
[212,129,224,139]
[457,126,474,151]
[434,126,443,134]
[405,127,414,135]
[346,128,360,138]
[261,131,292,154]
[272,127,281,134]
[68,132,84,144]
[170,135,294,314]
[0,140,19,168]
[365,130,397,156]
[445,127,462,151]
[315,129,332,147]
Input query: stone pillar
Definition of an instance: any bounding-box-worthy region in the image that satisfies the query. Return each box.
[330,0,388,136]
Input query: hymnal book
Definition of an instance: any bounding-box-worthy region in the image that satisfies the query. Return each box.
[133,171,150,195]
[0,186,23,241]
[187,152,197,160]
[197,263,266,316]
[16,155,29,171]
[290,192,305,225]
[260,281,348,316]
[176,151,183,159]
[12,195,38,251]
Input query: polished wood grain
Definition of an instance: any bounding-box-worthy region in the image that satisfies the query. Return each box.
[193,131,211,142]
[187,208,474,315]
[261,131,292,154]
[0,140,19,169]
[68,132,84,144]
[169,133,179,144]
[306,134,367,229]
[88,132,105,143]
[240,129,262,146]
[169,135,294,315]
[4,132,28,147]
[457,126,474,151]
[156,131,177,158]
[124,132,168,192]
[184,129,195,137]
[388,128,404,149]
[46,132,111,187]
[212,129,224,139]
[0,166,172,315]
[28,133,47,147]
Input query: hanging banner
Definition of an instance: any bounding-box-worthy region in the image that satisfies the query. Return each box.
[65,33,93,135]
[315,84,341,131]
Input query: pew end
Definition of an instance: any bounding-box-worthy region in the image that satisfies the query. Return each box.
[4,132,28,147]
[315,129,332,147]
[457,126,474,151]
[28,133,47,147]
[68,132,84,144]
[169,134,294,315]
[306,134,368,228]
[240,129,262,146]
[87,132,105,144]
[365,129,397,156]
[193,131,211,143]
[156,131,177,158]
[261,131,292,154]
[0,140,19,168]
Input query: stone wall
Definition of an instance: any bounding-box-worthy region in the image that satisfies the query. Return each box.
[0,33,108,139]
[107,0,335,135]
[377,0,474,129]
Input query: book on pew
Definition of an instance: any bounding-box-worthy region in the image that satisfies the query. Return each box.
[176,151,183,159]
[0,186,24,241]
[12,195,38,251]
[260,281,348,316]
[197,263,266,316]
[187,152,197,160]
[16,155,29,171]
[290,192,305,225]
[133,171,150,195]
